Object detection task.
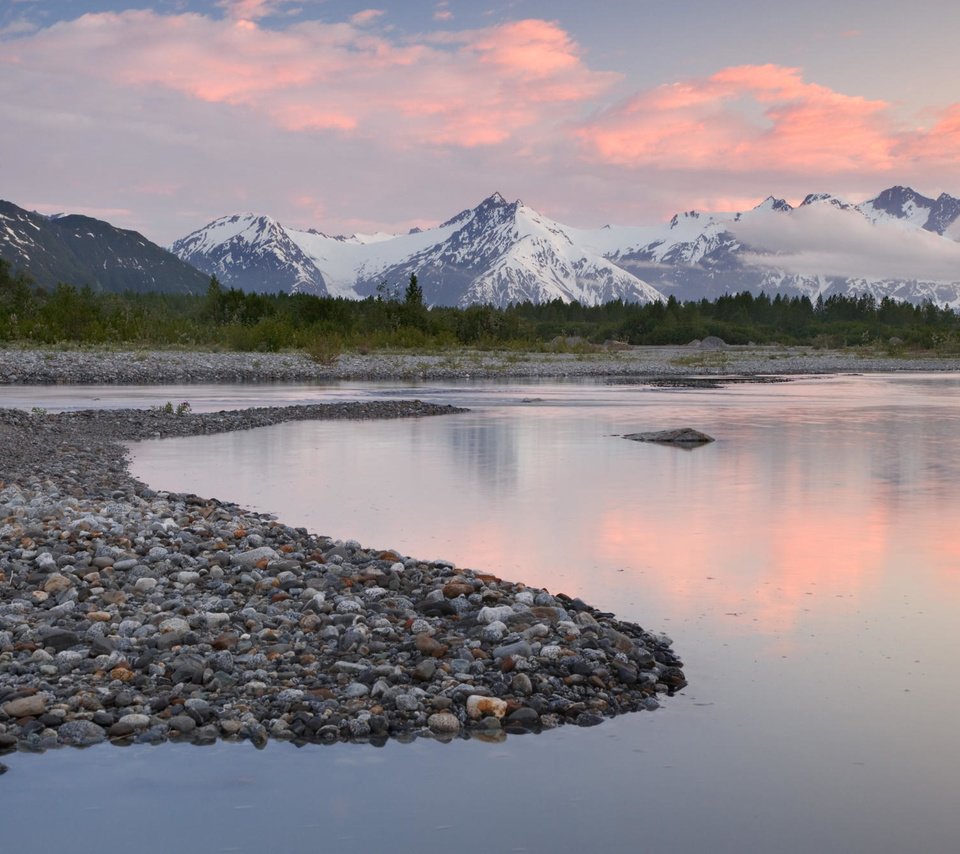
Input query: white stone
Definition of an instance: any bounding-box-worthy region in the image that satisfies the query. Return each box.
[466,695,508,720]
[205,612,231,629]
[480,620,507,642]
[232,546,279,568]
[477,605,514,624]
[159,617,190,634]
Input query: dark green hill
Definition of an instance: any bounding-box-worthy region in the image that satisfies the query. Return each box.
[0,200,207,294]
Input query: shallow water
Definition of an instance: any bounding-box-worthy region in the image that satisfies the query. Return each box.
[5,374,960,853]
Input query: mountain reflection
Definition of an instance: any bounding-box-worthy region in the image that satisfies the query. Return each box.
[129,375,960,642]
[442,415,519,492]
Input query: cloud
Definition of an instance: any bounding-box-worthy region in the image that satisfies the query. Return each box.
[578,64,960,178]
[4,11,613,151]
[0,18,38,38]
[0,9,623,240]
[216,0,285,21]
[732,203,960,282]
[434,3,453,22]
[349,9,385,27]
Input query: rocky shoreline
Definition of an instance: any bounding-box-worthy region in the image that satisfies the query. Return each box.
[2,344,959,384]
[0,401,686,755]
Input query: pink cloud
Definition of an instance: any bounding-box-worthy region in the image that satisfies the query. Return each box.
[902,104,960,163]
[4,11,614,155]
[578,64,958,175]
[6,8,958,245]
[469,19,582,78]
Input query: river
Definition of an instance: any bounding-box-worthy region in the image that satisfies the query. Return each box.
[4,374,960,853]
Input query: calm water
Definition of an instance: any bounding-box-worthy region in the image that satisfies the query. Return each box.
[4,374,960,853]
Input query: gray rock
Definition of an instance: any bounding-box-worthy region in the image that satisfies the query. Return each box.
[504,707,540,729]
[427,712,460,735]
[493,640,532,660]
[58,720,107,746]
[233,547,280,568]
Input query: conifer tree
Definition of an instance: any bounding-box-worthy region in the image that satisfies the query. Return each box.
[404,272,423,306]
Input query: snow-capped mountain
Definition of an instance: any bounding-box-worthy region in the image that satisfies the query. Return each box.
[171,214,328,295]
[586,188,960,306]
[175,193,665,307]
[347,193,664,306]
[858,186,960,235]
[170,186,960,308]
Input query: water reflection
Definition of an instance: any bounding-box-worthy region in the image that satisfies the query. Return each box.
[443,413,520,492]
[125,377,960,645]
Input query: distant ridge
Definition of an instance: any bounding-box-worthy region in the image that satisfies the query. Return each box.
[0,200,208,295]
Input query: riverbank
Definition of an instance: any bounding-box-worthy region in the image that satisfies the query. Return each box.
[0,402,685,754]
[2,344,959,384]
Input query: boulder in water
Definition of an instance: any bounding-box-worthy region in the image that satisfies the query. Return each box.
[623,428,715,445]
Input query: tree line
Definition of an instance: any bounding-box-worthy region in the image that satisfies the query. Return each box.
[1,259,958,353]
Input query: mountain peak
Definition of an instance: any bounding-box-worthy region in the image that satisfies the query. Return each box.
[669,210,702,229]
[800,193,854,211]
[868,185,932,214]
[755,196,793,213]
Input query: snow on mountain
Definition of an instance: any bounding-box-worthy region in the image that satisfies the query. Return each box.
[347,193,665,307]
[286,213,468,299]
[171,214,328,295]
[857,186,960,235]
[170,186,960,309]
[175,193,665,307]
[729,192,960,306]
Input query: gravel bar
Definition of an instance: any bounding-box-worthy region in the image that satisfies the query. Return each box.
[0,401,686,753]
[2,345,960,385]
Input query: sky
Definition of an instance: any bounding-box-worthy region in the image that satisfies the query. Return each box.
[2,0,959,246]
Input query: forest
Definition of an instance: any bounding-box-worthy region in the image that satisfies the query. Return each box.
[2,259,958,355]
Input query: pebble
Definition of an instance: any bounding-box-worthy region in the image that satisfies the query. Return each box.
[2,696,47,718]
[427,713,461,735]
[0,398,686,755]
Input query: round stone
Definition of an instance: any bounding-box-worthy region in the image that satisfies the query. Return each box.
[466,695,508,720]
[58,720,107,746]
[427,712,460,735]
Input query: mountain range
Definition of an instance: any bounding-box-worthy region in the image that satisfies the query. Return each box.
[0,200,207,294]
[172,186,960,308]
[4,186,960,308]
